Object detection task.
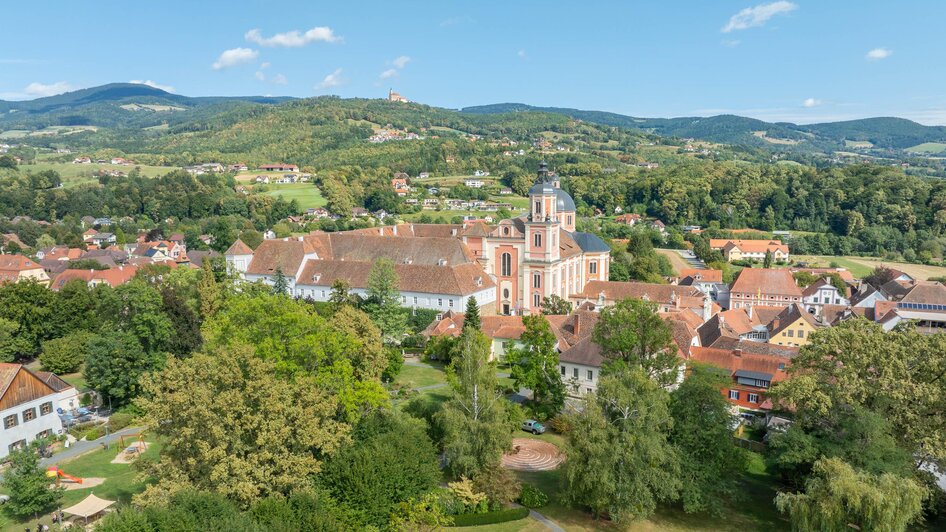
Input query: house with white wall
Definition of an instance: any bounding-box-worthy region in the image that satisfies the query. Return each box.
[0,364,74,459]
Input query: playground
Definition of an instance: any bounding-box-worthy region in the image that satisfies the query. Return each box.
[0,433,159,531]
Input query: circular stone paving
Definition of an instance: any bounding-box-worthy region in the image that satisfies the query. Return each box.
[501,438,564,471]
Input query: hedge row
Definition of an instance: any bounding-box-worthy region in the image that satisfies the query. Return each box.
[449,507,530,527]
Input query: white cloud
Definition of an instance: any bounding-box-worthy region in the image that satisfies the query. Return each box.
[129,79,176,93]
[722,1,797,33]
[378,56,411,80]
[316,68,345,90]
[517,49,527,59]
[392,55,411,69]
[721,39,741,48]
[272,73,288,85]
[803,98,822,108]
[245,27,341,47]
[259,62,271,69]
[866,47,892,60]
[23,81,74,97]
[212,47,258,70]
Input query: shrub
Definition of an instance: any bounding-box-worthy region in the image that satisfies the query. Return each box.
[450,507,530,527]
[518,484,549,508]
[108,412,135,431]
[548,414,574,434]
[83,427,104,441]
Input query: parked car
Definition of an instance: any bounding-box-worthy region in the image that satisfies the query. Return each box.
[521,419,545,435]
[60,414,76,428]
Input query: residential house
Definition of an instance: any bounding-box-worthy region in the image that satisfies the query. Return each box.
[391,176,410,196]
[85,232,116,248]
[729,268,803,309]
[710,239,790,263]
[571,280,710,316]
[50,265,139,290]
[766,303,822,347]
[802,278,850,316]
[464,179,485,188]
[0,364,73,459]
[614,213,642,225]
[678,268,729,307]
[0,255,49,284]
[687,346,789,412]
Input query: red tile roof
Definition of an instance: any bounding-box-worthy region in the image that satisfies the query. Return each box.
[731,268,802,297]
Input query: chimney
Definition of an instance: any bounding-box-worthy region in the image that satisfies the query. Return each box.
[573,315,581,338]
[747,305,753,319]
[733,348,742,358]
[297,236,303,242]
[393,225,398,236]
[702,294,712,322]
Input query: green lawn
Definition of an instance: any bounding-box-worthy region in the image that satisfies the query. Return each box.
[395,362,448,389]
[0,436,160,531]
[907,142,946,154]
[60,372,89,392]
[260,183,326,209]
[511,451,789,531]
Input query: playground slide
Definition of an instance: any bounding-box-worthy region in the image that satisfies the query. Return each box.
[58,471,82,484]
[46,466,83,484]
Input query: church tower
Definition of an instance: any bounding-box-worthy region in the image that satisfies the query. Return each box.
[525,161,560,312]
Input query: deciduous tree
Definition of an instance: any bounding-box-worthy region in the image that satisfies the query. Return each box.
[592,298,679,388]
[2,443,62,518]
[136,345,349,508]
[364,258,407,344]
[508,315,565,412]
[438,330,518,478]
[775,458,926,532]
[560,366,680,523]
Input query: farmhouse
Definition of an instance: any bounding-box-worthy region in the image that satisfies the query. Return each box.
[0,364,75,459]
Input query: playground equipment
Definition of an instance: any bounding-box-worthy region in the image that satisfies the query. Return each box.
[46,466,83,487]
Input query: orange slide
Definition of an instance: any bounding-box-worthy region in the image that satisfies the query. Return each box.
[46,466,83,485]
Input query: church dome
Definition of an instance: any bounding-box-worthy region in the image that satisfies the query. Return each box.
[555,188,576,212]
[529,180,555,196]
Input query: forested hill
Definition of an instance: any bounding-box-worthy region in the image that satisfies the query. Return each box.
[461,103,946,152]
[0,83,291,130]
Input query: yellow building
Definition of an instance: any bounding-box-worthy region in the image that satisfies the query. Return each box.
[767,303,821,347]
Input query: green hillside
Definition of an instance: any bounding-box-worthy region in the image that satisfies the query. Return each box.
[461,103,946,152]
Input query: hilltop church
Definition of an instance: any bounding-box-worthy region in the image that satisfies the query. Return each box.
[226,162,610,316]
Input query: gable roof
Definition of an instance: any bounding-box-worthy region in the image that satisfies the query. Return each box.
[679,268,723,283]
[731,268,802,297]
[767,303,823,336]
[575,280,706,307]
[296,259,493,296]
[559,336,606,368]
[689,346,790,384]
[246,238,316,276]
[710,239,789,254]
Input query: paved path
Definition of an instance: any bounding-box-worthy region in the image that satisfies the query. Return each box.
[41,426,144,467]
[529,509,565,532]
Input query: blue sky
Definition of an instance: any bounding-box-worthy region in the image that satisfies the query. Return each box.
[2,0,945,124]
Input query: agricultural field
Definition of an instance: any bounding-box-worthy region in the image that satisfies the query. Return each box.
[259,183,326,209]
[844,139,874,149]
[793,255,946,280]
[907,142,946,154]
[6,161,180,185]
[0,125,97,139]
[655,249,694,276]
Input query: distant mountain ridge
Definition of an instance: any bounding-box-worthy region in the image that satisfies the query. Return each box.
[2,84,945,154]
[0,83,292,130]
[460,103,946,152]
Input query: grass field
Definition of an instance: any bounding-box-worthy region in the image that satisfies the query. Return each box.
[9,161,178,184]
[907,142,946,154]
[793,255,946,280]
[655,249,693,276]
[260,183,326,209]
[395,362,448,389]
